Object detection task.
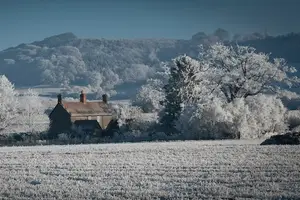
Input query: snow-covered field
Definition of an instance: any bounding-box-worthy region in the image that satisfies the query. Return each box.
[0,140,299,199]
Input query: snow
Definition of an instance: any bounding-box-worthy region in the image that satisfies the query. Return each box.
[0,140,299,199]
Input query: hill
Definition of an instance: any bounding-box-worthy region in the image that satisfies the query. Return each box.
[1,31,300,99]
[0,33,178,87]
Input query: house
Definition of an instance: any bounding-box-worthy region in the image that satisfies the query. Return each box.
[48,91,116,138]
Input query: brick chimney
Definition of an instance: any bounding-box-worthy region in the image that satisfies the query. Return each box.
[80,90,87,104]
[102,94,108,104]
[57,94,62,104]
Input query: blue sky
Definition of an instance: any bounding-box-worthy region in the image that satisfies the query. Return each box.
[0,0,299,50]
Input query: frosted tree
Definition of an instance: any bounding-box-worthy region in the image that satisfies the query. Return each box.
[102,69,121,90]
[154,62,171,84]
[38,46,87,85]
[88,71,104,89]
[198,43,300,103]
[0,75,19,134]
[122,64,152,83]
[161,43,299,138]
[132,79,165,113]
[160,56,206,134]
[17,89,50,134]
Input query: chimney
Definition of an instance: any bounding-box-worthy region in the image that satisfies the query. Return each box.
[57,94,62,104]
[102,94,108,104]
[80,90,87,104]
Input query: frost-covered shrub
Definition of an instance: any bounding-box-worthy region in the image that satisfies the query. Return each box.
[132,79,165,113]
[150,131,171,141]
[112,104,158,140]
[286,110,300,129]
[291,125,300,133]
[113,104,143,128]
[177,95,287,139]
[117,130,150,142]
[58,133,70,142]
[176,99,233,140]
[229,95,287,138]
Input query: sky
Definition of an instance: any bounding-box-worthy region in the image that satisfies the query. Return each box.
[0,0,299,50]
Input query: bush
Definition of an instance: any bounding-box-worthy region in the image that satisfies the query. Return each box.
[286,110,300,129]
[112,104,160,140]
[292,125,300,133]
[176,94,288,140]
[58,133,71,142]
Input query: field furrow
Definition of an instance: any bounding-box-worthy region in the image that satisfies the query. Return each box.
[0,140,299,199]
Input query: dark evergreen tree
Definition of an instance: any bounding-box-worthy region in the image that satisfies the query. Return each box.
[160,56,198,135]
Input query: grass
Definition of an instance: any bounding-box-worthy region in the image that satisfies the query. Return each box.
[0,140,299,199]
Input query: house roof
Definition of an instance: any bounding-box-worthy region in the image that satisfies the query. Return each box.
[62,101,113,115]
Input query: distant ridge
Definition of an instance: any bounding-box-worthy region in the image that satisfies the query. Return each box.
[32,32,78,47]
[0,30,300,98]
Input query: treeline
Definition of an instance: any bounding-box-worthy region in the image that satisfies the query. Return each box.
[3,41,300,146]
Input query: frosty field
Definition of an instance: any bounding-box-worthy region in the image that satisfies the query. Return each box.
[0,140,299,200]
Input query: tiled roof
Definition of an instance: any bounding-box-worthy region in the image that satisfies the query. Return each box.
[62,101,112,115]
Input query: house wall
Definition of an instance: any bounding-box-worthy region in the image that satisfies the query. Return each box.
[70,115,113,129]
[102,116,112,129]
[49,104,72,138]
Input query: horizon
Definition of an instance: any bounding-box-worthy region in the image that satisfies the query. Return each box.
[3,30,299,51]
[1,0,300,50]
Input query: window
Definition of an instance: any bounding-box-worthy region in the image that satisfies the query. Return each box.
[88,116,91,120]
